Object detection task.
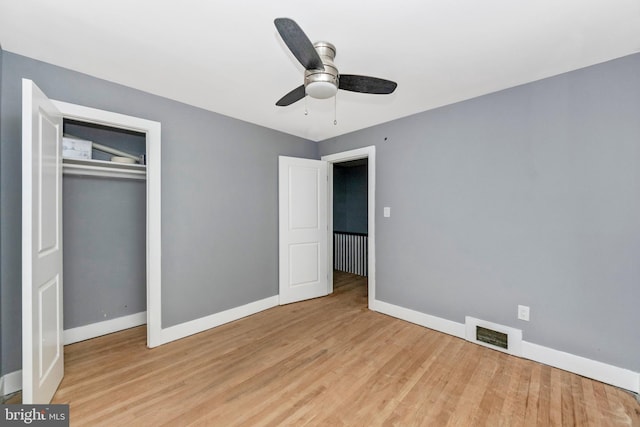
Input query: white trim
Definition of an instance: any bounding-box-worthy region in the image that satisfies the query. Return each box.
[321,146,376,306]
[154,296,279,346]
[372,298,640,393]
[372,299,466,338]
[51,100,162,348]
[63,311,147,345]
[0,370,22,396]
[21,79,35,403]
[521,342,640,394]
[465,316,523,357]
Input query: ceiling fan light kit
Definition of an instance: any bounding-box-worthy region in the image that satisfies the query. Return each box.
[306,81,338,99]
[274,18,397,107]
[304,42,338,99]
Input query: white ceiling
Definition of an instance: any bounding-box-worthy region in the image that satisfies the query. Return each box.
[1,1,639,141]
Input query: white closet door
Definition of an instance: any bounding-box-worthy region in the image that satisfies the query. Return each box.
[22,78,64,404]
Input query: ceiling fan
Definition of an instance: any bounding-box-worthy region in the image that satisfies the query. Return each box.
[274,18,398,106]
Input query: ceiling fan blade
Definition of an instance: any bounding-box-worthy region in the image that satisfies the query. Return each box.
[276,85,306,106]
[339,75,397,94]
[274,18,324,71]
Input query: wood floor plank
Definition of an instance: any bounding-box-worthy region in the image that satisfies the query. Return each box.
[549,366,564,426]
[571,373,589,426]
[536,364,553,425]
[561,370,576,426]
[5,271,636,426]
[523,362,542,426]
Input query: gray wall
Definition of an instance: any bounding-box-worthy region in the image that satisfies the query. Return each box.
[63,176,146,329]
[0,51,317,376]
[319,53,640,372]
[333,163,368,234]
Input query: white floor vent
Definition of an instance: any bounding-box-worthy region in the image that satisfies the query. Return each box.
[465,317,522,357]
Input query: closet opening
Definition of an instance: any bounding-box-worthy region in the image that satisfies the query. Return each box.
[61,119,148,345]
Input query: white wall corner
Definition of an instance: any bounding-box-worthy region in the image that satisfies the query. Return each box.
[64,311,147,345]
[1,370,22,396]
[156,295,279,346]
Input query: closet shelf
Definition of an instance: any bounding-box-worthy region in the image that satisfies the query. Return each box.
[63,158,146,180]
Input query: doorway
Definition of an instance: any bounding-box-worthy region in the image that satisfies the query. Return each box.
[322,146,376,307]
[278,146,376,308]
[332,159,368,295]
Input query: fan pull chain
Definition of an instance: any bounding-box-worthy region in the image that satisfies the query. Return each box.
[334,94,338,125]
[304,95,308,116]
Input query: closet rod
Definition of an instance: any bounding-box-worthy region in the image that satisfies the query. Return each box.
[63,163,146,180]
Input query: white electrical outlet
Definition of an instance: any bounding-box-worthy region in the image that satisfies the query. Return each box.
[517,305,530,321]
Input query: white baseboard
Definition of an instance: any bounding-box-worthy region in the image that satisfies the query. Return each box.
[371,299,640,393]
[0,370,22,396]
[522,341,640,394]
[371,299,466,338]
[156,295,279,346]
[64,311,147,345]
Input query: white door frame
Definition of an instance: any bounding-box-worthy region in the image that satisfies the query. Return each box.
[321,146,376,307]
[51,100,163,348]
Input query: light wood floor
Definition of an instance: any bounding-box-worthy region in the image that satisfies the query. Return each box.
[12,271,640,425]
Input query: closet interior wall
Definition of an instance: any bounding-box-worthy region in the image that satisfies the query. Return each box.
[62,120,147,331]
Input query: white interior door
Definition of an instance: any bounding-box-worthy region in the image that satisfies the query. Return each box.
[279,156,328,304]
[22,79,64,403]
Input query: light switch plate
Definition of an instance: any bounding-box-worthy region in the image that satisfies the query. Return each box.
[383,207,391,217]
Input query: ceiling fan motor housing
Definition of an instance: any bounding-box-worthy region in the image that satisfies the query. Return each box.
[305,42,339,99]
